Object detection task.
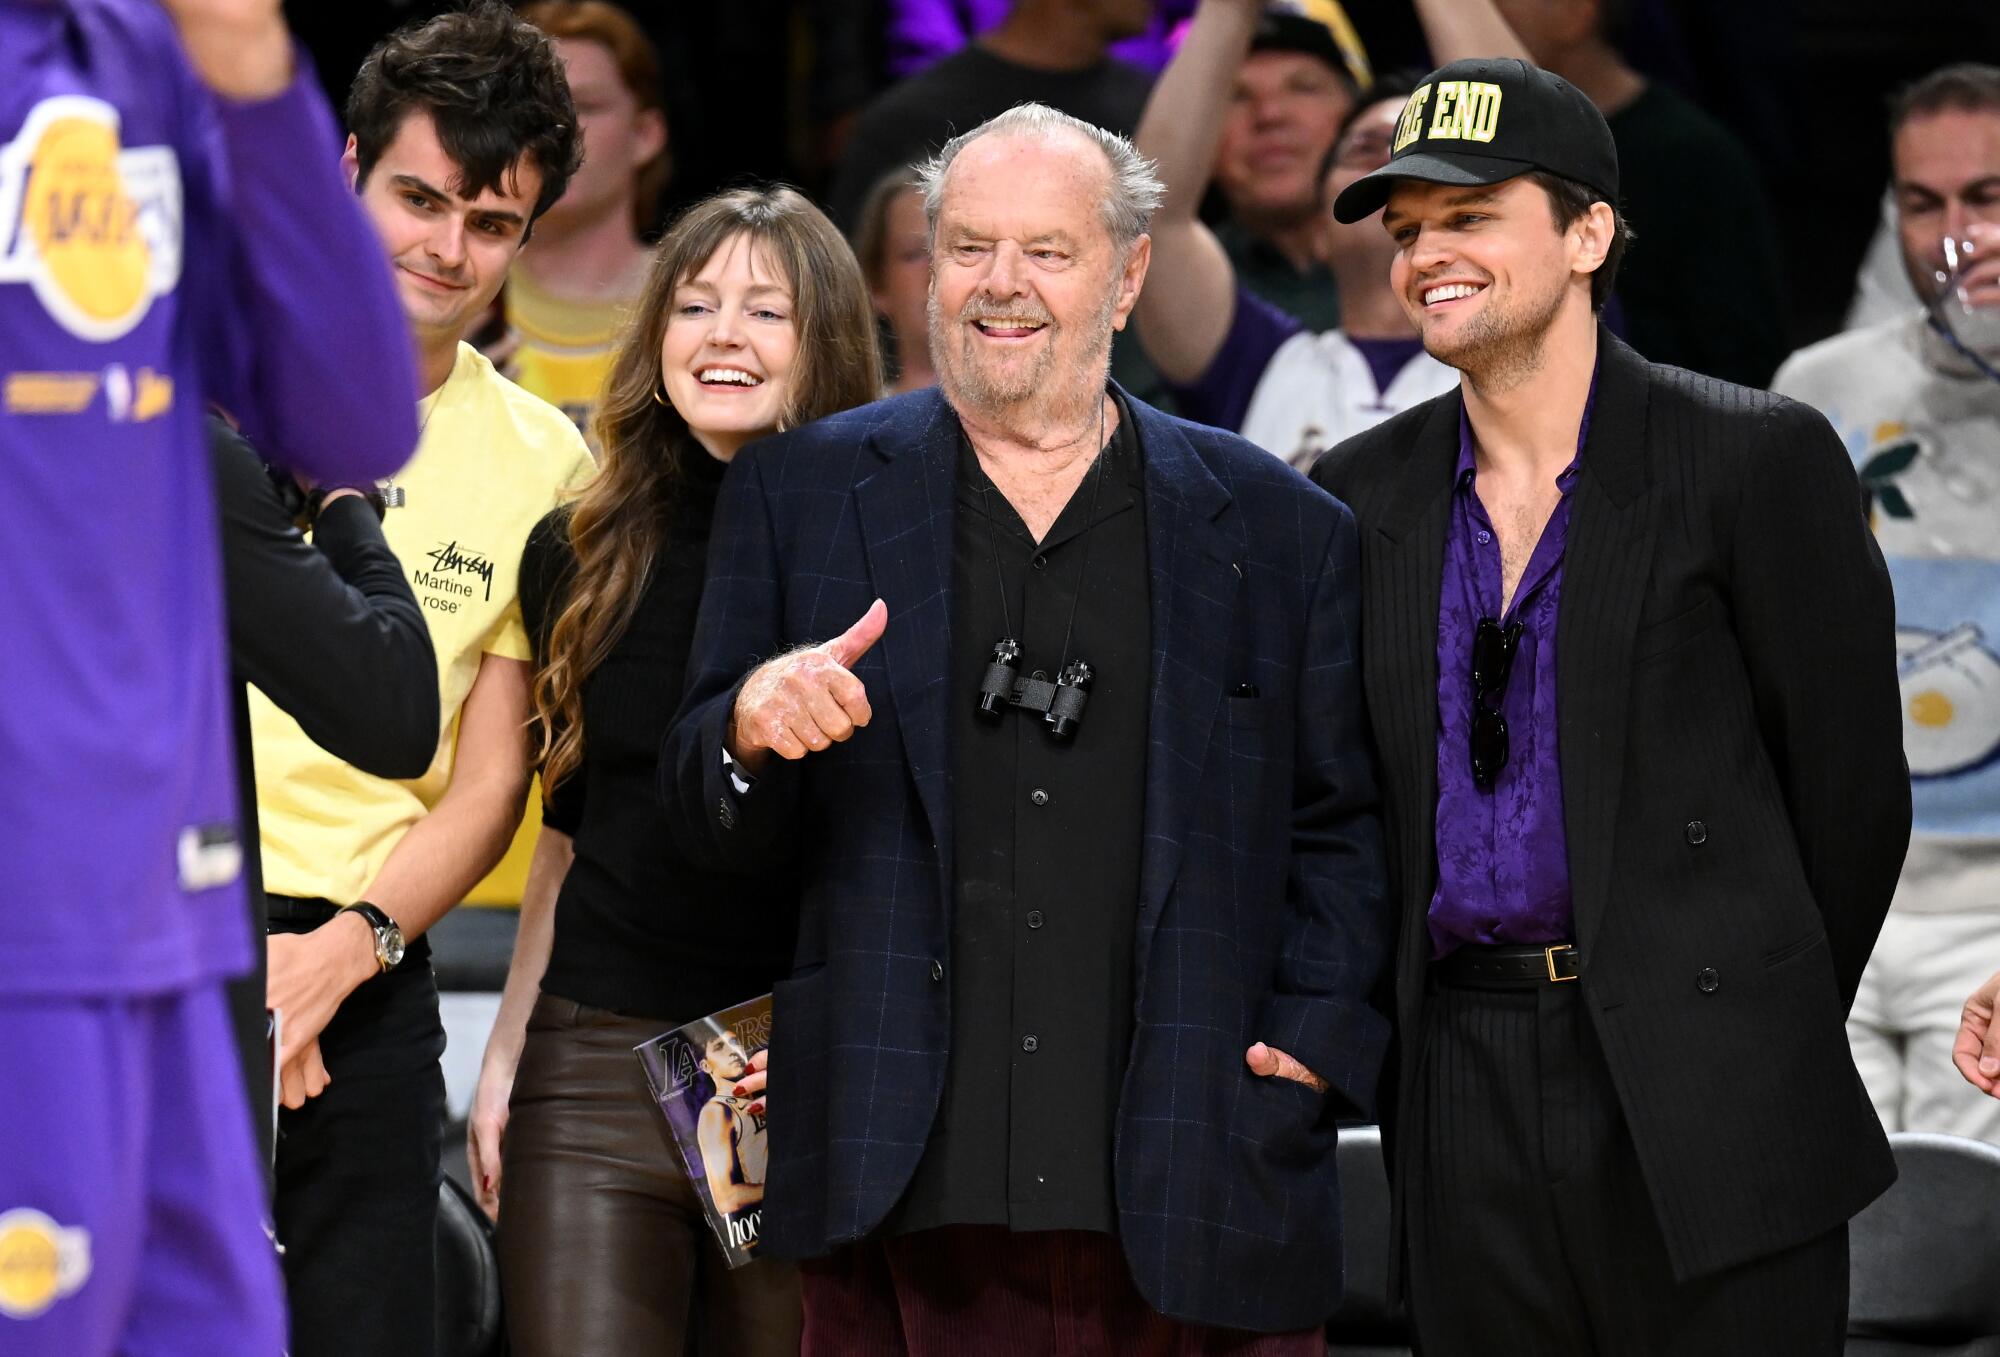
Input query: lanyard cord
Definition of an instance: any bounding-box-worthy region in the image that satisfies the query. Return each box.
[974,396,1112,670]
[1929,315,2000,388]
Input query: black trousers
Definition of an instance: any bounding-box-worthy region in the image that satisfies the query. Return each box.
[270,912,447,1357]
[1405,977,1848,1357]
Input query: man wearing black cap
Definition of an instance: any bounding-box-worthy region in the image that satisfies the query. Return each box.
[1310,57,1910,1354]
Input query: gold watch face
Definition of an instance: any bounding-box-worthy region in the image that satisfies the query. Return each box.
[377,927,406,970]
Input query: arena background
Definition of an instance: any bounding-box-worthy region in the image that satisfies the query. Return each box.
[286,0,2000,349]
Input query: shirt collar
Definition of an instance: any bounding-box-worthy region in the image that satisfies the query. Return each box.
[1453,357,1601,494]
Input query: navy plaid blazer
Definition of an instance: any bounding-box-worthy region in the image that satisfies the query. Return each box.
[663,385,1392,1332]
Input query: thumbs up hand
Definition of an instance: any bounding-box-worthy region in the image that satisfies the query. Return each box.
[727,599,888,776]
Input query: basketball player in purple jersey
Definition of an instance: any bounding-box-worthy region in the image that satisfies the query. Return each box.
[0,1,417,1352]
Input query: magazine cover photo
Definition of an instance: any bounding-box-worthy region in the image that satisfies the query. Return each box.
[634,994,774,1267]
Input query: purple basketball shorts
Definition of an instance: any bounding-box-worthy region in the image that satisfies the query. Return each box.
[0,981,284,1355]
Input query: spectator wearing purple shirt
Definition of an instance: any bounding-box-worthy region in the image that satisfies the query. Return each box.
[1314,57,1908,1356]
[1132,1,1455,468]
[883,0,1198,79]
[0,0,417,1354]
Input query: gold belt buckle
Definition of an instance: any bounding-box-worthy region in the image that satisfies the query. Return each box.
[1545,945,1580,983]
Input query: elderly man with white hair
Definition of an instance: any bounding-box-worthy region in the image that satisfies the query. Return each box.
[663,102,1392,1353]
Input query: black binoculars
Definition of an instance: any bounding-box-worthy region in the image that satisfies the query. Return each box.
[975,639,1094,742]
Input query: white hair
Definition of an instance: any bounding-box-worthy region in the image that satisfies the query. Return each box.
[915,102,1165,251]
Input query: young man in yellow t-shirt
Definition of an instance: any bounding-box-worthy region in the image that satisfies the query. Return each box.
[245,10,593,1355]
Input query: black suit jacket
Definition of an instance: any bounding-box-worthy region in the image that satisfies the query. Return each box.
[1311,330,1911,1282]
[665,386,1392,1332]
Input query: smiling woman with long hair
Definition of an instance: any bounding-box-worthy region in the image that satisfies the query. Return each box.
[470,185,882,1356]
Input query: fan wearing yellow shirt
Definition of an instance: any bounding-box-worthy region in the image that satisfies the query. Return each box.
[496,1,669,448]
[244,9,591,1356]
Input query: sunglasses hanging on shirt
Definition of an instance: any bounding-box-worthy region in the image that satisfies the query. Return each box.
[971,400,1110,744]
[1469,615,1523,789]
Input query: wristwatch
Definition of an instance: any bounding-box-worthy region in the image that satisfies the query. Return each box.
[343,901,406,974]
[307,483,391,523]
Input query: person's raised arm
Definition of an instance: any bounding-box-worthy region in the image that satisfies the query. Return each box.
[160,0,292,99]
[1129,0,1263,384]
[1410,0,1533,65]
[168,0,418,486]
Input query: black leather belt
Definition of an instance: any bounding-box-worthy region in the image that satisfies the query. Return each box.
[1433,942,1582,989]
[266,894,342,925]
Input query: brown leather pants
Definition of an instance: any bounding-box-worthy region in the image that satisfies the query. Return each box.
[498,993,802,1356]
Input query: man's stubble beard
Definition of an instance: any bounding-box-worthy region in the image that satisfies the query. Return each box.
[930,278,1123,430]
[1422,270,1569,393]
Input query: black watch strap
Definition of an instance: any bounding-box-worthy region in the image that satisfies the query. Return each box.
[343,901,404,973]
[345,900,393,932]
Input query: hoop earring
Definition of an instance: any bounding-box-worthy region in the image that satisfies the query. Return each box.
[652,385,667,406]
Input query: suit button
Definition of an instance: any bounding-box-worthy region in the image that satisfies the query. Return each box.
[1022,1035,1039,1053]
[1697,967,1720,994]
[1685,820,1708,845]
[930,959,944,982]
[1030,788,1049,807]
[1026,910,1044,929]
[1032,553,1048,571]
[717,798,736,830]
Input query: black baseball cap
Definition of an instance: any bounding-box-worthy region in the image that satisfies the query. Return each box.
[1331,57,1618,223]
[1251,11,1358,90]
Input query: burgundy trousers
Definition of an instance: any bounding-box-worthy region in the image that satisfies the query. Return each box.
[799,1225,1322,1357]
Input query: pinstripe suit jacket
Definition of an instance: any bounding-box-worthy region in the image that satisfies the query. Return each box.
[664,385,1392,1332]
[1311,329,1910,1282]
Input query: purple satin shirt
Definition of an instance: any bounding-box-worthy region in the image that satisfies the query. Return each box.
[1428,386,1594,957]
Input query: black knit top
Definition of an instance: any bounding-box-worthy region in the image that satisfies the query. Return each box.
[520,443,798,1022]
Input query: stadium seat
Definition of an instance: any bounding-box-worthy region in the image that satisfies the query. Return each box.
[436,1174,506,1357]
[1847,1132,2000,1356]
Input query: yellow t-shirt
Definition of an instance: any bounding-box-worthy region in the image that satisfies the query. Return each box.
[501,268,634,452]
[249,342,596,905]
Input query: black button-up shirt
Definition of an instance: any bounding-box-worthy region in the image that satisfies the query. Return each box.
[890,394,1151,1236]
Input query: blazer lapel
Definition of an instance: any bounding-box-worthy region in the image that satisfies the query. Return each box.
[1558,330,1657,956]
[1134,402,1245,950]
[855,392,958,886]
[1368,393,1461,1024]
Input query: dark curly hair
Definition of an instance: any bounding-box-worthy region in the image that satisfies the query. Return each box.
[345,0,584,226]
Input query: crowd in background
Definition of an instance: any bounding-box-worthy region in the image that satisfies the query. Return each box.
[413,0,2000,1151]
[7,0,1998,1353]
[286,0,1998,356]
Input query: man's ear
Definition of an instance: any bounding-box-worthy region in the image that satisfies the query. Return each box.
[340,134,362,194]
[1111,233,1153,333]
[1571,200,1616,281]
